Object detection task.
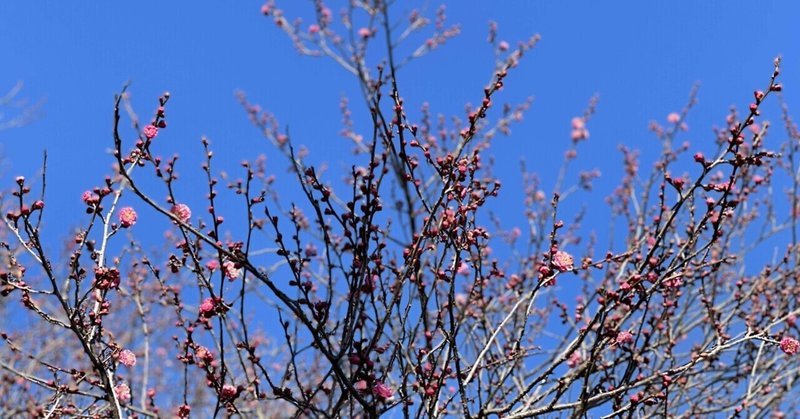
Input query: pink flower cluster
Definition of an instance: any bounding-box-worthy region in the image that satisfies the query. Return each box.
[115,383,131,404]
[667,112,680,124]
[456,261,470,276]
[223,260,240,281]
[373,381,393,399]
[82,191,100,205]
[118,207,137,228]
[199,297,216,317]
[616,331,634,345]
[206,259,242,281]
[571,117,589,141]
[780,336,799,355]
[94,267,121,290]
[143,124,158,140]
[118,349,137,367]
[552,250,574,273]
[177,404,191,417]
[567,351,582,368]
[221,384,238,400]
[195,345,215,368]
[171,203,192,223]
[354,380,394,399]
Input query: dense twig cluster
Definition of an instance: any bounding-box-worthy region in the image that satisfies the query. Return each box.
[0,1,798,418]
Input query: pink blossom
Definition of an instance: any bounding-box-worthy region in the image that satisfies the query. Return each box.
[171,203,192,223]
[552,250,574,273]
[616,331,634,345]
[221,384,238,399]
[571,128,589,141]
[498,41,509,51]
[115,383,131,404]
[373,381,394,399]
[321,7,332,20]
[567,351,582,368]
[276,134,288,146]
[177,404,191,417]
[354,380,368,392]
[199,297,215,316]
[195,346,214,367]
[667,112,681,124]
[206,259,219,271]
[305,243,318,257]
[662,275,683,288]
[82,191,96,203]
[570,117,589,141]
[223,260,240,281]
[196,346,212,360]
[456,261,471,276]
[358,27,371,38]
[118,349,137,367]
[118,207,137,228]
[308,24,320,34]
[94,267,121,290]
[780,336,799,355]
[143,124,159,140]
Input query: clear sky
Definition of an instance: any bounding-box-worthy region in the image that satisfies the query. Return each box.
[0,1,798,267]
[0,2,799,415]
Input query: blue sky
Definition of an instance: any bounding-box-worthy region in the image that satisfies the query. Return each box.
[1,2,798,241]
